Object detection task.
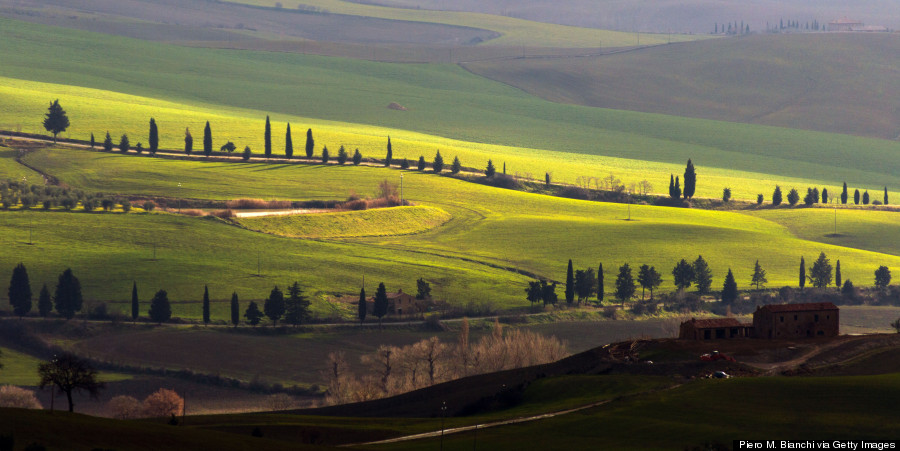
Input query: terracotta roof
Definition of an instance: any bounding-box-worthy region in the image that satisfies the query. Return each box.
[683,318,746,329]
[758,302,838,313]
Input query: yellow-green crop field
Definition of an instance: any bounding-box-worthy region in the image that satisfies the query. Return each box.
[234,206,452,239]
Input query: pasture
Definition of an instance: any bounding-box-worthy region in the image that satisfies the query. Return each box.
[233,206,452,239]
[2,19,900,201]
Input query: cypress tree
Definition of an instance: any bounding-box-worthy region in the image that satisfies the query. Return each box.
[854,189,860,205]
[119,134,130,153]
[321,146,329,164]
[90,133,95,148]
[184,128,193,154]
[822,188,829,204]
[835,260,842,287]
[305,128,314,159]
[614,263,636,303]
[38,284,52,317]
[673,176,682,199]
[841,182,848,204]
[131,281,139,322]
[417,155,426,171]
[721,268,738,305]
[433,151,444,173]
[203,121,212,156]
[202,285,210,325]
[884,187,889,205]
[8,263,32,317]
[244,301,263,326]
[357,287,367,324]
[103,132,113,152]
[373,282,388,327]
[264,285,284,326]
[54,268,83,320]
[284,282,310,326]
[772,185,783,206]
[385,136,392,166]
[863,190,870,205]
[337,145,348,165]
[597,263,604,304]
[799,257,806,289]
[264,115,272,158]
[692,255,713,295]
[148,289,172,324]
[683,159,696,199]
[451,156,461,174]
[149,118,158,153]
[230,292,239,327]
[284,123,293,159]
[43,99,70,142]
[565,259,575,305]
[485,159,496,177]
[353,148,362,165]
[668,174,675,198]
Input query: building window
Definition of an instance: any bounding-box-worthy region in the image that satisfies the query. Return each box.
[815,314,819,322]
[780,316,784,323]
[817,330,824,336]
[704,330,711,340]
[794,315,798,321]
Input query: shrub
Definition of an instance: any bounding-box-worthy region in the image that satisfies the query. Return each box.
[0,385,42,409]
[210,209,235,218]
[142,388,184,418]
[120,200,131,212]
[242,146,251,161]
[142,201,156,212]
[107,395,142,419]
[179,209,205,217]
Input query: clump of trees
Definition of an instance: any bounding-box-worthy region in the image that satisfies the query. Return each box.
[107,388,184,419]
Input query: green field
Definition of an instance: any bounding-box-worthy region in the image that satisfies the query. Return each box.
[466,33,900,140]
[3,18,900,202]
[234,206,452,239]
[4,146,900,313]
[0,346,130,386]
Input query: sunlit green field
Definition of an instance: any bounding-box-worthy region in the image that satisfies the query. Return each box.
[2,18,900,202]
[4,147,900,315]
[0,346,130,386]
[234,206,452,238]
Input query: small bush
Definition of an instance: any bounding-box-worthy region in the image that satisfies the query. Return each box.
[210,209,235,219]
[120,200,131,212]
[0,385,43,409]
[142,201,156,212]
[422,315,445,331]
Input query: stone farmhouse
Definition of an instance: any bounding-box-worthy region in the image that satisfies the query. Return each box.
[679,302,839,340]
[366,289,426,317]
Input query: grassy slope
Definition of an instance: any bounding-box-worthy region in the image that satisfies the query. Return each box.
[225,0,700,47]
[465,33,900,140]
[377,374,900,450]
[0,145,41,182]
[5,147,900,309]
[3,19,900,200]
[234,206,452,239]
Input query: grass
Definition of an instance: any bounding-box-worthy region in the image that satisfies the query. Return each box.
[226,0,701,47]
[465,32,900,140]
[373,374,900,450]
[0,145,41,183]
[233,206,452,238]
[0,345,131,386]
[3,19,900,201]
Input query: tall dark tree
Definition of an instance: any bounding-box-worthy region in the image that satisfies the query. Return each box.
[772,185,783,206]
[875,266,892,290]
[8,263,32,317]
[337,145,348,165]
[787,188,799,206]
[751,260,767,290]
[244,301,263,326]
[229,292,239,327]
[683,159,696,199]
[373,282,389,327]
[433,151,444,173]
[284,123,293,158]
[841,182,848,204]
[884,187,889,205]
[358,287,367,324]
[485,159,496,178]
[854,189,860,205]
[54,268,83,320]
[131,281,139,322]
[808,252,833,288]
[822,188,829,204]
[385,136,392,167]
[451,156,461,174]
[416,278,431,300]
[799,257,806,289]
[184,128,193,154]
[672,259,694,291]
[202,285,211,325]
[38,353,104,413]
[149,118,159,153]
[305,128,314,159]
[574,268,596,304]
[614,263,636,303]
[203,121,212,156]
[284,282,311,326]
[353,148,362,165]
[38,284,52,317]
[43,99,70,142]
[564,259,575,305]
[321,146,329,163]
[541,281,558,306]
[90,132,95,148]
[264,285,285,326]
[693,255,713,295]
[673,176,681,199]
[148,289,171,324]
[721,268,738,305]
[597,263,604,304]
[103,132,113,152]
[264,115,272,158]
[637,264,661,300]
[835,260,842,287]
[863,190,870,205]
[417,155,426,171]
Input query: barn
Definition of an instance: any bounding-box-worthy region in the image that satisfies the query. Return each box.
[751,302,839,339]
[679,318,752,340]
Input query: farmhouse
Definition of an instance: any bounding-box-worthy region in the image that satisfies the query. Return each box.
[827,18,864,32]
[679,302,839,340]
[367,289,425,317]
[752,302,839,339]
